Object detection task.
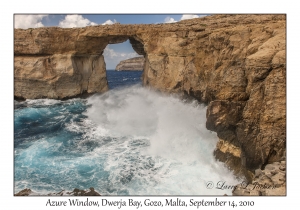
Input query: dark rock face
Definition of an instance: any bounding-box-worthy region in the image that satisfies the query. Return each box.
[236,67,286,171]
[129,38,146,55]
[14,188,32,196]
[115,57,145,71]
[206,100,246,146]
[206,100,254,181]
[56,188,101,196]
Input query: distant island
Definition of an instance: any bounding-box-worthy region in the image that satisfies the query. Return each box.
[115,57,145,71]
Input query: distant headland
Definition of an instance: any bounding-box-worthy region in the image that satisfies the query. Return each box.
[115,57,144,71]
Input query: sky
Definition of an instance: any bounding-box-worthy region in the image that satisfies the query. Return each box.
[14,14,206,69]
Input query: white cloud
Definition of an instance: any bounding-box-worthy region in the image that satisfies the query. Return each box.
[58,15,97,28]
[102,19,117,25]
[14,15,47,29]
[103,45,141,69]
[103,46,118,58]
[164,16,177,23]
[180,14,199,20]
[104,46,139,60]
[180,14,206,20]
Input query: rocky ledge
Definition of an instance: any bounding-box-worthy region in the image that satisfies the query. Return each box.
[14,187,101,196]
[115,57,145,71]
[233,161,286,196]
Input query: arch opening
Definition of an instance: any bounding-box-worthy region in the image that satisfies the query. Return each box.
[102,36,146,90]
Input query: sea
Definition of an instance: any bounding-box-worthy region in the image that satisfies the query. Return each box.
[14,70,239,195]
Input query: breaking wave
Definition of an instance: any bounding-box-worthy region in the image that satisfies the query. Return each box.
[14,85,239,195]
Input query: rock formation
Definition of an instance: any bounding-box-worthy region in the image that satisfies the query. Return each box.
[14,15,286,191]
[15,54,108,100]
[14,188,101,196]
[14,188,32,196]
[115,57,145,71]
[232,161,286,196]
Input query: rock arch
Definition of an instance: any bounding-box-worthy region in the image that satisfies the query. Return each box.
[14,33,147,100]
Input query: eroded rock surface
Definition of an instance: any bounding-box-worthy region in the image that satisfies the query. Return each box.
[14,188,101,196]
[14,188,32,196]
[115,57,145,71]
[14,14,286,183]
[233,161,286,196]
[14,54,108,100]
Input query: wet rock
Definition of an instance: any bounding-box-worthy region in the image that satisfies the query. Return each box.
[72,187,101,196]
[14,188,32,196]
[51,188,101,196]
[15,187,101,196]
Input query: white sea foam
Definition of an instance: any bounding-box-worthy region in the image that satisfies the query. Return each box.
[26,98,62,106]
[15,85,239,195]
[84,85,239,195]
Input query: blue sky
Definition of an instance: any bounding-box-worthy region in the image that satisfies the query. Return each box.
[41,14,199,26]
[36,14,207,26]
[14,14,206,69]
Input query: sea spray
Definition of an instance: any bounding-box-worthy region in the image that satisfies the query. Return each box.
[85,85,239,194]
[14,85,239,195]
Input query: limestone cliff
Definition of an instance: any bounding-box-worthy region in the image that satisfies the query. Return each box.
[14,15,286,185]
[115,57,145,71]
[14,54,108,100]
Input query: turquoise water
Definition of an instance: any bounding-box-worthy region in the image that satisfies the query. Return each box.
[14,71,239,195]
